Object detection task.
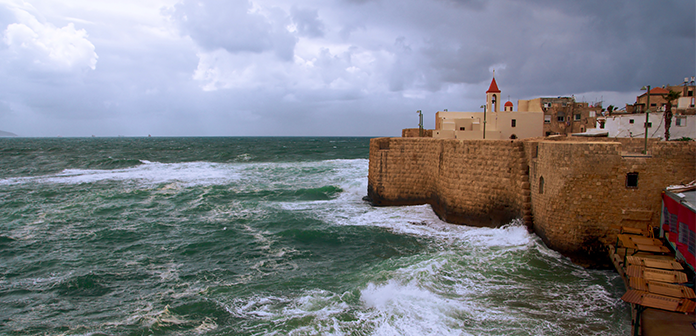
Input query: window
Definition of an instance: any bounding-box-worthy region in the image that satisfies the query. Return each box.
[511,119,517,127]
[688,90,693,97]
[626,172,638,188]
[676,117,686,127]
[651,103,657,107]
[533,145,538,158]
[663,207,679,233]
[574,114,581,121]
[599,120,605,129]
[629,119,634,124]
[679,222,696,255]
[539,176,544,194]
[644,122,652,128]
[589,111,596,117]
[557,116,565,122]
[544,115,551,123]
[460,127,466,131]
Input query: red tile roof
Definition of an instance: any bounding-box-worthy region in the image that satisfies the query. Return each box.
[486,77,500,93]
[504,101,513,107]
[649,87,669,94]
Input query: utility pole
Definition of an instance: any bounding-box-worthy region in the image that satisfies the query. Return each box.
[417,110,423,137]
[641,85,651,154]
[480,105,487,139]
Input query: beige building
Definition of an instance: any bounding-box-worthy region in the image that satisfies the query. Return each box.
[433,78,543,140]
[628,78,696,114]
[518,97,601,136]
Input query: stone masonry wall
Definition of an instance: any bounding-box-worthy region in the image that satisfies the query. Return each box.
[368,137,531,228]
[524,139,695,266]
[368,136,696,267]
[402,128,433,137]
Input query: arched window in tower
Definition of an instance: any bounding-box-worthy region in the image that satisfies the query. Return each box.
[539,176,545,194]
[492,94,497,112]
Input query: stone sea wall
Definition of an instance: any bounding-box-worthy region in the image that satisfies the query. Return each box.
[368,137,530,228]
[367,137,696,267]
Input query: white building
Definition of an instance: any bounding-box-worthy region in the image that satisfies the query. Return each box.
[600,112,695,140]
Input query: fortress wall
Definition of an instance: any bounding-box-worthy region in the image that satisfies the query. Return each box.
[432,139,527,227]
[368,137,528,227]
[526,139,695,266]
[368,136,696,266]
[402,128,433,137]
[368,138,438,206]
[526,141,626,264]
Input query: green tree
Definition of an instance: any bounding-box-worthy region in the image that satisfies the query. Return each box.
[661,90,681,141]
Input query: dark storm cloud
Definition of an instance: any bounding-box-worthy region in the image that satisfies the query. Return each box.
[170,0,297,60]
[0,0,693,136]
[291,6,325,38]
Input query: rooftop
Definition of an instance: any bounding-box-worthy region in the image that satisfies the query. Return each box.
[486,77,500,93]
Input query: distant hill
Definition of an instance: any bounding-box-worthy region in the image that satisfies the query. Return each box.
[0,130,18,137]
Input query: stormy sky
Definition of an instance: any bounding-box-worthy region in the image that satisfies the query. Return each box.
[0,0,693,137]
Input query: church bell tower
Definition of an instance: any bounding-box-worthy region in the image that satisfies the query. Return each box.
[486,77,501,113]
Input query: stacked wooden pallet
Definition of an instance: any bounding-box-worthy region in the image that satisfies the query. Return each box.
[614,229,695,315]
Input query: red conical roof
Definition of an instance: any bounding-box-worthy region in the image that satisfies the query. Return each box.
[486,77,500,93]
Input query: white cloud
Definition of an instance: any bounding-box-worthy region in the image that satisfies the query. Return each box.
[3,7,97,72]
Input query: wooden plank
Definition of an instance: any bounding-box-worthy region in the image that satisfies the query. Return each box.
[678,300,696,314]
[643,258,684,271]
[644,270,680,283]
[627,266,689,283]
[621,289,645,305]
[626,255,684,270]
[629,236,663,246]
[617,234,637,249]
[621,226,647,236]
[626,265,643,278]
[648,282,696,299]
[634,244,670,253]
[642,295,680,311]
[644,269,689,284]
[625,255,640,266]
[629,277,696,298]
[621,290,696,313]
[629,277,648,291]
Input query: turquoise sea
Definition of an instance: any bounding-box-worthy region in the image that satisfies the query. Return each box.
[0,137,630,335]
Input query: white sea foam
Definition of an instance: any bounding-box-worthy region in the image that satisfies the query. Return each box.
[360,280,497,336]
[0,161,243,187]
